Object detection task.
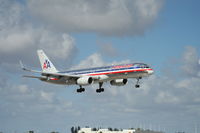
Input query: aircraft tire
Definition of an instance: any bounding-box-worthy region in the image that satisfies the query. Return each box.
[96,89,101,93]
[77,89,80,93]
[77,88,84,93]
[81,88,85,92]
[135,85,140,88]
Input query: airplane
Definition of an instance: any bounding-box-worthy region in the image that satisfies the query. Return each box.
[20,50,154,93]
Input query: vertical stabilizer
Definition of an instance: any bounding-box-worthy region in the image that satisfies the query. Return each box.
[37,50,58,73]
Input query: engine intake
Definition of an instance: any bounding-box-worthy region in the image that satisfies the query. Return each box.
[77,76,93,86]
[110,79,128,86]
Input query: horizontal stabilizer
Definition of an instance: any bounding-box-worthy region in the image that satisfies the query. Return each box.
[20,60,81,78]
[19,60,42,73]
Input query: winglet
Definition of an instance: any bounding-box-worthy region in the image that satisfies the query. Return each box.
[19,60,26,71]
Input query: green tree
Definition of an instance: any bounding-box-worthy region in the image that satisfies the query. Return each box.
[92,128,97,131]
[108,127,113,131]
[50,132,59,133]
[74,127,78,133]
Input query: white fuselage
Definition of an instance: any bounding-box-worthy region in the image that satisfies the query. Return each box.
[42,63,154,85]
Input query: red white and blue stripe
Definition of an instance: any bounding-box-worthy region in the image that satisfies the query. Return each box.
[59,63,153,76]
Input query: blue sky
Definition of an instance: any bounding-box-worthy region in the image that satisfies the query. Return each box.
[72,0,200,72]
[0,0,200,133]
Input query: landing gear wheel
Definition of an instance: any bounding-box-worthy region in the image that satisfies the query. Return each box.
[135,84,140,88]
[96,89,100,93]
[135,78,141,88]
[81,88,85,92]
[96,88,104,93]
[77,86,85,93]
[77,89,81,93]
[96,82,105,93]
[101,88,104,92]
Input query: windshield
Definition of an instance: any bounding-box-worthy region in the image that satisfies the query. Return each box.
[133,63,150,68]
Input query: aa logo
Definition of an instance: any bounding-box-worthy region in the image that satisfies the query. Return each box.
[43,60,51,69]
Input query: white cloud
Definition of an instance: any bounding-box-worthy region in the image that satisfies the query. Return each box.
[181,46,200,77]
[0,27,78,74]
[79,46,200,119]
[0,0,30,53]
[124,108,141,113]
[1,45,200,132]
[73,53,105,69]
[175,78,200,90]
[73,52,131,71]
[28,0,163,36]
[37,31,77,60]
[155,91,180,104]
[0,28,34,53]
[0,0,23,29]
[18,84,29,94]
[0,0,77,69]
[0,80,75,115]
[0,27,77,61]
[40,91,54,102]
[1,1,200,131]
[98,43,119,57]
[199,59,200,77]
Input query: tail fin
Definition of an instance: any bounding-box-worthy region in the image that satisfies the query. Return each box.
[37,50,58,73]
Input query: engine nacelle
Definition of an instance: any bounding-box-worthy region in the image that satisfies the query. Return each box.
[77,76,93,86]
[110,79,128,86]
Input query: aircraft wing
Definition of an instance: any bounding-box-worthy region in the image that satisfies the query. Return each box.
[41,71,80,78]
[23,75,47,80]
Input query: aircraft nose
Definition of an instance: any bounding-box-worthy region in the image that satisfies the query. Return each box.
[148,69,154,75]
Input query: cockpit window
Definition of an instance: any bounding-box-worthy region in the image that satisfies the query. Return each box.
[133,64,140,68]
[133,63,150,68]
[140,64,150,68]
[145,64,150,68]
[140,64,145,68]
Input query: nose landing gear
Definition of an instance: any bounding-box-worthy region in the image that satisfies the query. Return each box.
[135,77,142,88]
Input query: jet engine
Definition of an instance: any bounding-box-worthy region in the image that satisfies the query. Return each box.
[110,79,128,86]
[76,76,93,85]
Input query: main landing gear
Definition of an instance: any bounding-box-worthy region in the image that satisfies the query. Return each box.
[96,82,104,93]
[135,77,142,88]
[77,83,105,93]
[77,85,85,93]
